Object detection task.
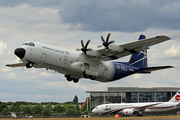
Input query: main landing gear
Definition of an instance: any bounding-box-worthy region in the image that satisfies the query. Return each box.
[83,72,96,80]
[65,75,79,83]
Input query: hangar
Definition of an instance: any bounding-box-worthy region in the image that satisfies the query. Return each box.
[86,87,180,112]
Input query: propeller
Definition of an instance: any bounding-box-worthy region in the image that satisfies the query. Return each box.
[79,40,92,54]
[101,33,114,49]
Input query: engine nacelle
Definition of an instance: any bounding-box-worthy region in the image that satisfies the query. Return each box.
[122,109,134,115]
[70,62,85,73]
[86,50,101,58]
[108,43,124,52]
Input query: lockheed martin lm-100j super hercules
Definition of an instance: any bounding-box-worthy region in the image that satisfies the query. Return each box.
[6,34,173,83]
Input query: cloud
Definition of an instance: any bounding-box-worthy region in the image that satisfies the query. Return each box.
[58,0,180,32]
[6,73,18,80]
[0,41,7,55]
[164,43,180,57]
[40,72,52,77]
[133,74,142,79]
[1,67,11,72]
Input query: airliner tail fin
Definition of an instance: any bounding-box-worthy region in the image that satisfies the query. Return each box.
[169,90,180,102]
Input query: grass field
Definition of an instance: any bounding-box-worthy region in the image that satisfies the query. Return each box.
[1,115,180,120]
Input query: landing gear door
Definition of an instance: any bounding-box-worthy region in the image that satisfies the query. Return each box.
[40,53,47,62]
[64,55,68,64]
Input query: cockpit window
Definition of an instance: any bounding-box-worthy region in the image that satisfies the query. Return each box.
[22,42,35,47]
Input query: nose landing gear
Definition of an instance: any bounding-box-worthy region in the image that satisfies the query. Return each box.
[26,63,33,68]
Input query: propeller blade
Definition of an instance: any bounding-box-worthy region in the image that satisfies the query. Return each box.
[101,36,105,43]
[101,33,114,49]
[85,40,90,49]
[108,40,114,45]
[80,40,91,54]
[106,33,111,43]
[81,40,85,48]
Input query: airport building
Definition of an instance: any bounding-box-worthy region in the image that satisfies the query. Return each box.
[86,87,180,111]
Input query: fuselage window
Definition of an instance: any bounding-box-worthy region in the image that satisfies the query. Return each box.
[29,42,35,46]
[22,42,35,47]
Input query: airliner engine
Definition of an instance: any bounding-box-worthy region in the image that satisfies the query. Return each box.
[122,109,134,115]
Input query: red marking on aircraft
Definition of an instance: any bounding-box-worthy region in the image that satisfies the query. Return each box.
[175,95,180,101]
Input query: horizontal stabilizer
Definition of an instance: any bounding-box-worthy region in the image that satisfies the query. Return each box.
[137,66,174,74]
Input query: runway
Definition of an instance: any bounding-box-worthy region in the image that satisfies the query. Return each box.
[4,115,180,120]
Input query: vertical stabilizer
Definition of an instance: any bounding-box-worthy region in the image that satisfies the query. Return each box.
[169,90,180,102]
[128,35,147,68]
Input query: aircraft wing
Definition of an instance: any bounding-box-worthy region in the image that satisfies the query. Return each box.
[6,63,26,67]
[98,35,170,61]
[133,102,163,111]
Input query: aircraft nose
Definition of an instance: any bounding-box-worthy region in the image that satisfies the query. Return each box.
[14,48,26,59]
[92,108,96,113]
[92,108,98,113]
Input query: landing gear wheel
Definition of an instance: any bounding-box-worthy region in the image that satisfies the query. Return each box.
[26,63,33,68]
[83,71,89,78]
[90,75,96,80]
[65,75,72,82]
[73,79,79,83]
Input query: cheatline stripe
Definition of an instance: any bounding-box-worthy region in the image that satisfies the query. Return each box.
[147,106,174,110]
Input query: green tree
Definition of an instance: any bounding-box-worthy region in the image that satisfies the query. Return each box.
[75,104,80,111]
[0,103,7,112]
[73,95,78,104]
[11,102,20,112]
[19,104,24,112]
[62,103,69,111]
[46,103,52,112]
[34,104,43,115]
[24,105,32,115]
[2,107,9,115]
[54,104,64,113]
[74,110,81,117]
[43,107,51,116]
[66,107,75,116]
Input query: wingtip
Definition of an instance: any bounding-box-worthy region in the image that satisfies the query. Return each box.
[160,35,171,40]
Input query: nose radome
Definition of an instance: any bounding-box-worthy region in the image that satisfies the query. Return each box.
[14,48,26,59]
[92,108,97,113]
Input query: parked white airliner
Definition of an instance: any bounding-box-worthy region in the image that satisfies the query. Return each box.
[92,90,180,116]
[6,34,173,83]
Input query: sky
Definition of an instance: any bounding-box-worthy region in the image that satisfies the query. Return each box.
[1,0,180,103]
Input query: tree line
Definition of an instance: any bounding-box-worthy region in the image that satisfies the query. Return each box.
[0,95,90,117]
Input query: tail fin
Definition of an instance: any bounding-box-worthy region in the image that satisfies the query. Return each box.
[168,90,180,102]
[128,35,148,68]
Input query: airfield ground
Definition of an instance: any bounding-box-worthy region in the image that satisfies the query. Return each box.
[2,115,180,120]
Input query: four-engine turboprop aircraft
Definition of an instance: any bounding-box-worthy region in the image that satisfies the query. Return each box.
[92,90,180,116]
[6,34,173,83]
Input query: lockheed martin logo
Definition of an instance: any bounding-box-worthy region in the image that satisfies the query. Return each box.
[64,51,69,55]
